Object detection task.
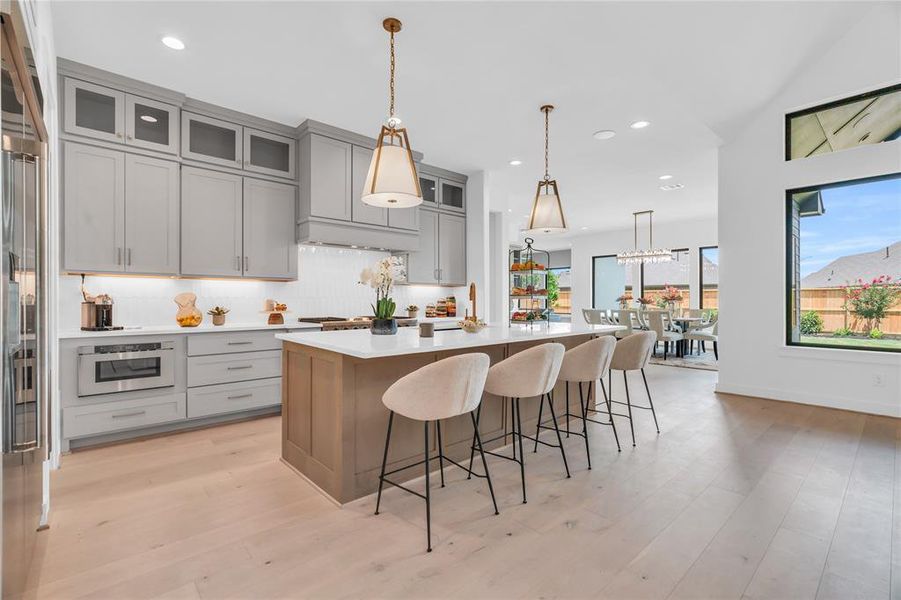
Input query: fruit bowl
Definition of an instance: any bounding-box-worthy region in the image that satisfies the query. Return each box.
[459,319,487,333]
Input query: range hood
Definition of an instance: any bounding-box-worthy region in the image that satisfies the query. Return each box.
[296,219,420,252]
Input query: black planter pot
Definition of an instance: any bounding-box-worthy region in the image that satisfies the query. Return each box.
[371,318,398,335]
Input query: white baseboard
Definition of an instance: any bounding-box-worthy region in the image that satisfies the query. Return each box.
[714,382,900,418]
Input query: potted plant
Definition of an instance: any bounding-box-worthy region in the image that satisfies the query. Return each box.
[359,256,405,335]
[207,306,230,326]
[407,304,419,319]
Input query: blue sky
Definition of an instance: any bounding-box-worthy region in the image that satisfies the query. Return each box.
[800,177,901,278]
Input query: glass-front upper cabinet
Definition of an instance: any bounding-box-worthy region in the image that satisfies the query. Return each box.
[417,171,438,206]
[64,78,124,143]
[125,95,178,154]
[439,179,465,213]
[243,128,295,179]
[181,112,243,168]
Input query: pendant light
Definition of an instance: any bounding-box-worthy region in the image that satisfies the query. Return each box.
[526,105,567,234]
[361,17,422,208]
[617,210,673,265]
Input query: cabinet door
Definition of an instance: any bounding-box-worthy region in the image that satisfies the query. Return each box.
[350,145,387,226]
[405,209,439,284]
[387,204,419,231]
[181,112,243,169]
[64,78,125,144]
[63,142,125,272]
[124,154,179,274]
[418,171,439,208]
[308,134,352,221]
[180,166,243,277]
[439,179,466,213]
[438,212,466,286]
[243,178,297,279]
[125,94,179,155]
[244,128,296,179]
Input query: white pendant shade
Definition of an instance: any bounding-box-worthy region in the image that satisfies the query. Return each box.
[526,181,567,234]
[361,145,422,208]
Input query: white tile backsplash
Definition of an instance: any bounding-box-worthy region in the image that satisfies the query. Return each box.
[59,245,467,330]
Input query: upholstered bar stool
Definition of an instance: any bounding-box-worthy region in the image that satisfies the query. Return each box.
[374,353,499,553]
[467,343,567,504]
[607,331,659,446]
[537,336,620,468]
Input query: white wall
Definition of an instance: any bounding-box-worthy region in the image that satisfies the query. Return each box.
[59,245,467,330]
[569,216,718,322]
[465,171,489,319]
[717,3,901,417]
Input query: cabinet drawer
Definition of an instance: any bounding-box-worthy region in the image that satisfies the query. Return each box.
[187,378,281,418]
[187,330,283,356]
[187,350,281,387]
[64,393,186,439]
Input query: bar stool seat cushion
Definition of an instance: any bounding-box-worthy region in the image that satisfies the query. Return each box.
[382,353,490,422]
[610,331,657,371]
[484,343,565,398]
[557,336,617,383]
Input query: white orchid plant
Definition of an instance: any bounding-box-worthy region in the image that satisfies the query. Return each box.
[359,256,406,320]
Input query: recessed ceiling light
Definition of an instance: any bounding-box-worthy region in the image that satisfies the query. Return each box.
[140,115,158,123]
[161,36,185,50]
[660,183,685,191]
[630,120,651,129]
[509,159,522,166]
[658,174,673,180]
[593,130,616,140]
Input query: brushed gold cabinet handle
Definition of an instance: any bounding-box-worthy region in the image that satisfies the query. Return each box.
[227,393,253,400]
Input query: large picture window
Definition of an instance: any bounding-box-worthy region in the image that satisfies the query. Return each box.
[786,84,900,160]
[700,246,719,309]
[641,248,690,309]
[786,174,901,352]
[592,255,633,308]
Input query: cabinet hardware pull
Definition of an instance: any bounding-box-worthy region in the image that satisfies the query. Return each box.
[127,135,133,140]
[116,248,122,265]
[227,393,253,400]
[126,248,132,266]
[116,132,122,138]
[227,365,253,370]
[226,341,253,345]
[235,255,241,271]
[112,410,146,419]
[244,256,249,271]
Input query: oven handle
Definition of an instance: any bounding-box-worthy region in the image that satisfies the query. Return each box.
[80,349,172,362]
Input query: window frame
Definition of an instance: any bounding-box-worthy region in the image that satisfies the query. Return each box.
[640,248,690,300]
[699,246,718,309]
[784,172,901,354]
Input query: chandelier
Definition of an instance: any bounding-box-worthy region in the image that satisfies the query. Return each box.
[525,105,567,234]
[617,210,672,265]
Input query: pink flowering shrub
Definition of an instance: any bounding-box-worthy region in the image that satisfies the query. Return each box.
[841,275,901,333]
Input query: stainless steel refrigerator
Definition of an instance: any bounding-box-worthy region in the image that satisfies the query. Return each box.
[1,2,48,596]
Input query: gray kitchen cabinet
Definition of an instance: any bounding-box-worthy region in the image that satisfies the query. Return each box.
[417,171,439,208]
[64,78,125,144]
[351,145,387,226]
[439,178,466,213]
[404,209,440,284]
[243,178,297,279]
[304,134,352,221]
[124,154,179,274]
[180,166,243,277]
[125,94,179,154]
[244,128,296,179]
[181,112,243,169]
[438,212,467,285]
[63,142,125,272]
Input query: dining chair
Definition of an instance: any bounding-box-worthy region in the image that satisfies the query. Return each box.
[647,311,683,359]
[685,320,719,359]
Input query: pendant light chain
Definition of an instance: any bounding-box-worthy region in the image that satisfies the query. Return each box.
[388,30,396,122]
[543,107,550,181]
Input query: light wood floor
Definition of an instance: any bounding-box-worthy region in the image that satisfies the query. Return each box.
[26,365,901,599]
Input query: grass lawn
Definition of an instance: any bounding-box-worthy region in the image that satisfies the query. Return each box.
[800,335,901,350]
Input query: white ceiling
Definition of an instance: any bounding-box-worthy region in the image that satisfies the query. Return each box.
[51,1,873,247]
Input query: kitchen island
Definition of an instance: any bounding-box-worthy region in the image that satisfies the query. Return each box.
[275,322,623,504]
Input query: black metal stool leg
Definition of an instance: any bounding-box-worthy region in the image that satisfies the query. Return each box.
[471,412,500,515]
[424,421,432,553]
[466,404,481,479]
[600,377,612,422]
[545,392,571,478]
[533,391,544,453]
[604,378,621,452]
[514,398,527,504]
[375,411,394,515]
[641,368,660,434]
[579,382,591,469]
[436,420,446,487]
[624,371,636,446]
[565,383,571,438]
[511,397,518,461]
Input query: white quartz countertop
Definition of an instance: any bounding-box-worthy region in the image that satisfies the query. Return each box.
[58,322,322,340]
[276,322,624,359]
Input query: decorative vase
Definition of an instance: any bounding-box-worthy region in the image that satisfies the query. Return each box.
[371,318,398,335]
[174,293,203,327]
[212,314,226,326]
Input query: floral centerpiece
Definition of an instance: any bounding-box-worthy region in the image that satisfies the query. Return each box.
[841,275,900,337]
[636,296,653,307]
[658,285,684,312]
[359,256,406,335]
[615,293,632,309]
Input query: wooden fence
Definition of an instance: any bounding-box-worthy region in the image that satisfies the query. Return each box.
[801,287,901,334]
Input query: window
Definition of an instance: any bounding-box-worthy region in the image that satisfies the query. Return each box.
[592,255,633,308]
[641,249,690,308]
[786,84,900,161]
[700,246,719,309]
[549,266,571,319]
[786,174,901,352]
